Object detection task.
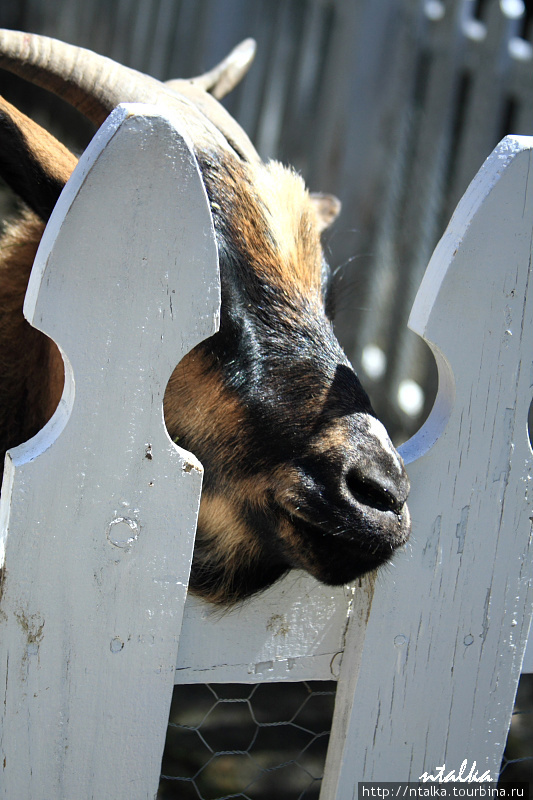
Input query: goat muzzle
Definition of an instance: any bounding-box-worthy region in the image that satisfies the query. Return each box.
[273,413,411,585]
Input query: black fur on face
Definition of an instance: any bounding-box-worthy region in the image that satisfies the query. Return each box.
[163,150,411,605]
[0,96,410,606]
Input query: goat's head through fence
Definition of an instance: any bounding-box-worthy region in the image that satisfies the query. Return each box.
[0,31,410,604]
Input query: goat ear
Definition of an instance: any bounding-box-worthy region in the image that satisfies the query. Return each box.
[310,192,341,232]
[0,96,77,222]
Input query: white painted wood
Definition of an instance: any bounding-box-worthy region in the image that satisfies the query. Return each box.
[176,574,356,684]
[321,135,533,795]
[521,627,533,672]
[0,104,219,800]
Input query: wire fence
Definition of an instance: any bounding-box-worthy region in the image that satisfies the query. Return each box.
[158,674,533,799]
[158,682,337,800]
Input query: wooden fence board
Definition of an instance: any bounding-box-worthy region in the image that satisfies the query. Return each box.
[0,104,219,800]
[175,575,355,684]
[321,135,533,792]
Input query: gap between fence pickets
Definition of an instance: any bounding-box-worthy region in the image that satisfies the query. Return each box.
[175,137,533,700]
[175,573,360,683]
[320,134,533,794]
[0,104,220,800]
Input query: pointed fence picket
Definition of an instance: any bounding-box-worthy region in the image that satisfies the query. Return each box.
[322,134,533,793]
[0,107,532,798]
[0,104,220,800]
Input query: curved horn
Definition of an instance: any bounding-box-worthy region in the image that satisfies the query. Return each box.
[0,30,260,161]
[166,38,256,99]
[0,29,167,126]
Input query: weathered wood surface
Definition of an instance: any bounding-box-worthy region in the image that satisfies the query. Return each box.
[0,105,219,800]
[321,135,533,793]
[176,574,356,684]
[521,621,533,671]
[1,101,533,798]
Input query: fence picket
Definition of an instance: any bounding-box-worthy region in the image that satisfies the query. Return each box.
[0,104,219,799]
[321,136,533,792]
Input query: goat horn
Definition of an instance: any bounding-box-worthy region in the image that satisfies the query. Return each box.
[0,29,259,161]
[166,38,256,99]
[0,29,168,126]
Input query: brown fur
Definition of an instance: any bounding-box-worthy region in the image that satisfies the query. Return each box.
[193,493,264,605]
[0,96,77,187]
[164,349,248,466]
[197,153,325,304]
[0,211,63,455]
[0,86,410,606]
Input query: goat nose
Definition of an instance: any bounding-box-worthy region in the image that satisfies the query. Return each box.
[343,416,410,516]
[345,463,409,516]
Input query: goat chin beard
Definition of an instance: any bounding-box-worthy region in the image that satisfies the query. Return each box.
[186,491,404,606]
[188,526,289,606]
[275,514,398,587]
[187,493,289,606]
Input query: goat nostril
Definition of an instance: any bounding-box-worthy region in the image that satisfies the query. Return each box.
[345,468,403,515]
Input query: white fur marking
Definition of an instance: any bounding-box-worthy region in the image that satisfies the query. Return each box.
[366,416,402,470]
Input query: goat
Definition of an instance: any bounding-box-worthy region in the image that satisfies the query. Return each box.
[0,30,410,605]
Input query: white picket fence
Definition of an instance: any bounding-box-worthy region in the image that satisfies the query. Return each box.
[0,104,532,799]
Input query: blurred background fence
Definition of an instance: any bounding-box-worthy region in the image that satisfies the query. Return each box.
[1,0,533,795]
[3,0,533,443]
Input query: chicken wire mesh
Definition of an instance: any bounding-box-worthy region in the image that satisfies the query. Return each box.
[158,673,533,798]
[158,681,337,800]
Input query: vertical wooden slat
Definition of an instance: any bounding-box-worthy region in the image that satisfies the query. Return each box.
[321,135,533,793]
[253,1,297,160]
[0,104,220,800]
[377,0,468,410]
[227,0,275,140]
[348,0,431,357]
